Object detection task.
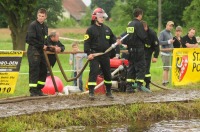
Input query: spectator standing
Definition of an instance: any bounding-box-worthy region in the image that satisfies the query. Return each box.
[46,31,65,68]
[69,42,87,92]
[158,21,174,86]
[182,28,199,48]
[173,26,183,48]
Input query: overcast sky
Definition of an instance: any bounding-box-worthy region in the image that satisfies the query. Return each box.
[82,0,91,6]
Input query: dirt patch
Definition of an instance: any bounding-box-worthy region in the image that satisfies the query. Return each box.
[50,28,86,35]
[0,89,200,118]
[0,28,11,34]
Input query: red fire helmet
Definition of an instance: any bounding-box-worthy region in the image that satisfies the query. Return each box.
[91,8,108,20]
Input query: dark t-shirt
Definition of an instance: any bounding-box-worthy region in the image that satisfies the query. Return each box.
[173,36,182,48]
[181,35,197,48]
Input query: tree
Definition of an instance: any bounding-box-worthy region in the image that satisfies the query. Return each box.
[158,0,162,33]
[0,14,8,28]
[91,0,115,19]
[162,0,191,26]
[0,0,63,50]
[119,0,158,29]
[182,0,200,30]
[110,0,191,31]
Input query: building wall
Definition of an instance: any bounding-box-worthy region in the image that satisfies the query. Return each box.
[63,9,70,19]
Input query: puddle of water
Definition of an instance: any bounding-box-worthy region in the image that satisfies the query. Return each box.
[52,119,200,132]
[146,119,200,132]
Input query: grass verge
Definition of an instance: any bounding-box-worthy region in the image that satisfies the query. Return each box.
[0,101,200,131]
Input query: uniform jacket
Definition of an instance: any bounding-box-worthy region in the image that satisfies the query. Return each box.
[126,19,147,49]
[145,28,160,58]
[26,20,48,50]
[45,36,65,52]
[84,24,116,55]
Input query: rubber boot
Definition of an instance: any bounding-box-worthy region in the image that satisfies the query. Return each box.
[89,87,95,100]
[30,88,39,97]
[37,88,47,96]
[126,82,134,93]
[145,83,150,90]
[132,83,138,89]
[106,87,114,99]
[137,82,152,93]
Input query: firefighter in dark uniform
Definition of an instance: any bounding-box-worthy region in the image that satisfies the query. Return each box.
[84,8,120,100]
[142,21,160,89]
[125,8,147,92]
[46,31,65,68]
[26,8,48,96]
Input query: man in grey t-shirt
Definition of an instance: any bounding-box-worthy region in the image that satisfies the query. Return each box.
[158,21,174,86]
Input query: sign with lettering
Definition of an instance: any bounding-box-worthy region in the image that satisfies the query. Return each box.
[0,50,23,94]
[172,48,200,86]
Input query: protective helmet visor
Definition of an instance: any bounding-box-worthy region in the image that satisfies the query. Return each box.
[96,12,108,19]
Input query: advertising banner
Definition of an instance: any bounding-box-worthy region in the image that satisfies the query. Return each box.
[172,48,200,86]
[0,50,23,94]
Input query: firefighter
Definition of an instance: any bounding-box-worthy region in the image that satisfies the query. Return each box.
[26,8,48,96]
[142,21,160,89]
[84,8,120,100]
[125,8,147,93]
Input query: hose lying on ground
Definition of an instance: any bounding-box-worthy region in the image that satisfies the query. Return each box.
[150,81,175,90]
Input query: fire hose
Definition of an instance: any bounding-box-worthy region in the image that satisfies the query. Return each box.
[44,34,129,93]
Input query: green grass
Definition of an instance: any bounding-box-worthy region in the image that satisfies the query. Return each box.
[1,101,200,131]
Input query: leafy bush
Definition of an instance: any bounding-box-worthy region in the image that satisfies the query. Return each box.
[56,18,79,28]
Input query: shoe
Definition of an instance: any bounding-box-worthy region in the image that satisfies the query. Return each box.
[30,90,47,97]
[89,93,95,100]
[37,90,48,96]
[162,82,169,86]
[132,83,138,89]
[106,92,114,99]
[30,92,39,97]
[30,88,39,97]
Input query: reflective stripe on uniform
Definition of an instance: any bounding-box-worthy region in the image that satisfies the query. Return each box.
[145,44,151,48]
[136,79,144,83]
[88,82,97,86]
[126,79,135,82]
[37,81,45,85]
[104,80,112,84]
[106,35,110,39]
[29,84,37,87]
[145,74,151,77]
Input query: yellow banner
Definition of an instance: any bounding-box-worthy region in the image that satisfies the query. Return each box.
[0,50,23,94]
[172,48,200,86]
[0,50,23,57]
